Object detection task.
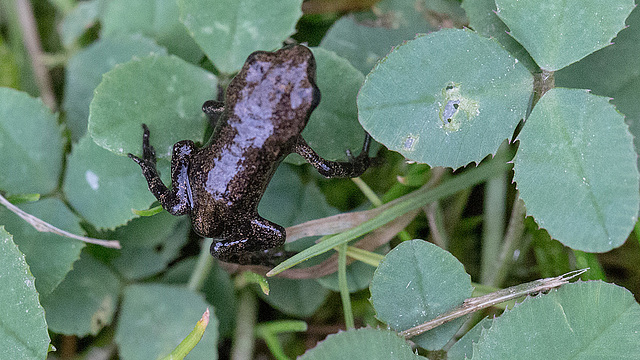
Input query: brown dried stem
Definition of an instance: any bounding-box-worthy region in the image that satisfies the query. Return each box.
[0,193,121,249]
[16,0,56,110]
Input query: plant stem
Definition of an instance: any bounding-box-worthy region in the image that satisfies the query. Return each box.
[15,0,56,110]
[345,246,384,267]
[188,238,214,292]
[230,288,258,360]
[480,173,506,285]
[470,283,515,311]
[338,243,355,329]
[353,177,412,241]
[352,177,383,207]
[257,332,290,360]
[489,197,526,287]
[444,188,471,236]
[256,320,308,359]
[425,201,448,249]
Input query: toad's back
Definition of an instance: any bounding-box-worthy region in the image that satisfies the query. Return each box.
[188,46,320,234]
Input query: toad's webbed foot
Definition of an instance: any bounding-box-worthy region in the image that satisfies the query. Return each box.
[210,216,289,266]
[213,246,296,267]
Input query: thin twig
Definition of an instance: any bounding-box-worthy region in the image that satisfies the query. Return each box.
[16,0,56,110]
[0,193,121,249]
[399,268,589,338]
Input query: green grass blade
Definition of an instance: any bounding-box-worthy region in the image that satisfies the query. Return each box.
[268,156,512,276]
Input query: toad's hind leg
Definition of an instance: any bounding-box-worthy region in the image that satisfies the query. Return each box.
[210,216,291,266]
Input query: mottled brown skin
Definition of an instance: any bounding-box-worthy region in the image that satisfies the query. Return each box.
[129,45,372,265]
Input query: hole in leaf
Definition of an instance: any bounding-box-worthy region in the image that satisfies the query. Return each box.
[443,99,461,121]
[438,82,478,132]
[402,134,419,151]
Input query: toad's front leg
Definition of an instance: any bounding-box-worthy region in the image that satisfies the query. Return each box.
[294,132,373,178]
[128,124,195,216]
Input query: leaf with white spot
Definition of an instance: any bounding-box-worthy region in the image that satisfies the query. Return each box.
[64,136,163,229]
[358,29,533,169]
